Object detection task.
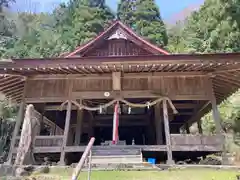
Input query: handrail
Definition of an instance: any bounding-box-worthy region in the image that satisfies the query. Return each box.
[33,109,63,135]
[71,137,95,180]
[87,150,92,180]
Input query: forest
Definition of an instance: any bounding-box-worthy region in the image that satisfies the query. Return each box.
[0,0,239,161]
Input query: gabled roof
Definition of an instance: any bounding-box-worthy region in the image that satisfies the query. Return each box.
[65,20,169,58]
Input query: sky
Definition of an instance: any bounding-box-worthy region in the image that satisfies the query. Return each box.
[105,0,204,19]
[11,0,204,20]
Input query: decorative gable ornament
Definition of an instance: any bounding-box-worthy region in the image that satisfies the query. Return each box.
[108,29,128,40]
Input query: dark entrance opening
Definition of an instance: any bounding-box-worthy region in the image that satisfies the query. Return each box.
[94,126,147,145]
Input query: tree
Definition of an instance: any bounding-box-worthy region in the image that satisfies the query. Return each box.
[4,12,62,58]
[181,0,240,53]
[0,99,17,162]
[0,0,16,58]
[117,0,168,47]
[167,21,186,53]
[3,0,115,58]
[53,0,115,53]
[117,0,136,27]
[0,0,15,11]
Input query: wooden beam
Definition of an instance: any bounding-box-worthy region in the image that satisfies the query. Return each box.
[197,120,203,134]
[25,97,66,103]
[0,77,20,87]
[187,101,210,126]
[59,100,72,165]
[44,103,196,111]
[45,105,77,111]
[185,123,190,134]
[71,91,208,100]
[28,74,111,80]
[24,92,208,103]
[28,72,207,81]
[123,72,207,78]
[93,121,148,127]
[163,100,174,164]
[94,114,148,120]
[0,79,25,91]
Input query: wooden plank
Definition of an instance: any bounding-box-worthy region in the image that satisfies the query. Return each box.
[185,123,190,134]
[163,100,174,164]
[6,102,25,164]
[197,120,203,134]
[45,105,77,111]
[29,74,111,80]
[33,147,62,153]
[6,79,28,165]
[172,145,223,151]
[171,134,224,145]
[95,114,148,120]
[44,103,196,111]
[24,75,209,100]
[59,100,72,165]
[28,72,207,81]
[25,97,66,103]
[64,145,167,152]
[72,91,208,100]
[112,72,121,91]
[187,101,211,125]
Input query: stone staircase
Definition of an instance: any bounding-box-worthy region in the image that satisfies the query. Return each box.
[89,146,142,164]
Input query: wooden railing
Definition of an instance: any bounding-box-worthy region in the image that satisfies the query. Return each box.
[34,135,63,147]
[15,135,63,147]
[33,110,64,135]
[170,134,223,145]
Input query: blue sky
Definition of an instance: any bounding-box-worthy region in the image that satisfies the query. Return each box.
[11,0,204,20]
[105,0,204,19]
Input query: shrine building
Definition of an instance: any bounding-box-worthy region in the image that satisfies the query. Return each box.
[0,21,240,165]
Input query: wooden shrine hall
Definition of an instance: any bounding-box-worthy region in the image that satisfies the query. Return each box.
[0,21,240,165]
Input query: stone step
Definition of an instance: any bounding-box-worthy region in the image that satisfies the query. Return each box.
[91,149,141,156]
[89,155,142,164]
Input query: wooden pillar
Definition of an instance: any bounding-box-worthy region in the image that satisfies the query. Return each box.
[197,120,203,134]
[59,100,72,165]
[208,78,222,133]
[154,103,163,145]
[208,77,227,164]
[185,123,190,134]
[75,109,83,145]
[163,100,174,165]
[6,101,25,165]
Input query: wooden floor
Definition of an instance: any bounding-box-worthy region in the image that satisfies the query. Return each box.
[12,134,223,154]
[12,144,222,154]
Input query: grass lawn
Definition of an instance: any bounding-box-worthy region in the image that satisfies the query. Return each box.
[30,168,240,180]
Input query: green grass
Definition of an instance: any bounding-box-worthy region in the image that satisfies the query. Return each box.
[31,168,240,180]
